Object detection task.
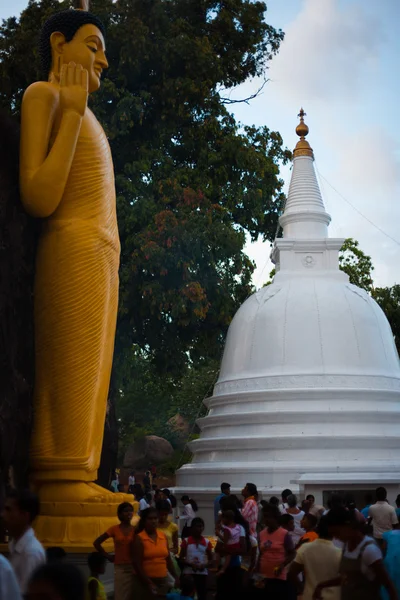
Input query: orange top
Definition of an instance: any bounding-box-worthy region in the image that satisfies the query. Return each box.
[138,530,169,578]
[106,525,135,565]
[300,531,319,544]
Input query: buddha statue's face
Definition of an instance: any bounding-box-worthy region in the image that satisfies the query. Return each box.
[51,23,108,93]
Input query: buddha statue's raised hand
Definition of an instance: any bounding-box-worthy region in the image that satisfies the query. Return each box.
[60,61,89,117]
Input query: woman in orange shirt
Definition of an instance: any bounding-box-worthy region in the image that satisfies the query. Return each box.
[132,507,179,598]
[94,502,135,600]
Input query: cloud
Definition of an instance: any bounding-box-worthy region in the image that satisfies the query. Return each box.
[269,0,385,102]
[322,126,400,286]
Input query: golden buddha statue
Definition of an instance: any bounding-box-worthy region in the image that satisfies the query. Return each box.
[19,3,135,546]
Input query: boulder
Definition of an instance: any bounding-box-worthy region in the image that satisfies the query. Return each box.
[123,435,174,469]
[167,413,191,436]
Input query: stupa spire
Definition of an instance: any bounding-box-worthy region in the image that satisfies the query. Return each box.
[279,108,331,239]
[293,108,314,159]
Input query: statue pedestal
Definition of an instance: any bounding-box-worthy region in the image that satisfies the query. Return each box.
[33,501,139,551]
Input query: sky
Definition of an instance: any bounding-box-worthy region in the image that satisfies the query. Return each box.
[1,0,399,289]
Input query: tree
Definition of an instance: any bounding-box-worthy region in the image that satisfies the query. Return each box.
[372,286,400,354]
[0,0,289,481]
[338,238,374,292]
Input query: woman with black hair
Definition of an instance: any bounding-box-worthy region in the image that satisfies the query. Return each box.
[132,508,179,598]
[93,502,135,600]
[177,496,198,538]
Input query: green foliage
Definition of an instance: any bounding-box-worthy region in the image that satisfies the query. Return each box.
[372,285,400,354]
[338,238,374,292]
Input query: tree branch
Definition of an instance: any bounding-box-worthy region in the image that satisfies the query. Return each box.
[219,78,270,105]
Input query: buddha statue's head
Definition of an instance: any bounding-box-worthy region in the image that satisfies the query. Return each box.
[39,9,107,93]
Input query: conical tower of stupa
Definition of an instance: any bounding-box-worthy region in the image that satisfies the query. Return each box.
[175,111,400,532]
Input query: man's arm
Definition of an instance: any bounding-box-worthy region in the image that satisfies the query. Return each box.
[20,64,88,218]
[288,561,303,583]
[370,560,397,600]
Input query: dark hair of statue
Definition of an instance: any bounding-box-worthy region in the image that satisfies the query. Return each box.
[39,9,105,77]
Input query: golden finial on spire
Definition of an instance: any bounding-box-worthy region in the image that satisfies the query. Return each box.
[293,107,314,159]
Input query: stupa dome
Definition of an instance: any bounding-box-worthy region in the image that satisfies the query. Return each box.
[219,277,399,384]
[175,111,400,531]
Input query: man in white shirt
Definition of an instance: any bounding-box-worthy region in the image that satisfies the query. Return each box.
[3,489,46,594]
[0,555,22,600]
[369,487,398,543]
[289,515,341,600]
[128,470,136,494]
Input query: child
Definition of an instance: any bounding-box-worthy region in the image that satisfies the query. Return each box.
[214,509,243,573]
[87,552,107,600]
[297,513,318,548]
[279,513,295,533]
[166,576,195,600]
[179,518,212,600]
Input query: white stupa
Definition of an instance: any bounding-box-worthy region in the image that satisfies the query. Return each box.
[175,110,400,531]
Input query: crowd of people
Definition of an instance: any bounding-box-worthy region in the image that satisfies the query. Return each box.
[1,483,400,599]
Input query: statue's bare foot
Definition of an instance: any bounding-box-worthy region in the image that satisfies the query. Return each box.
[87,482,134,503]
[37,481,133,504]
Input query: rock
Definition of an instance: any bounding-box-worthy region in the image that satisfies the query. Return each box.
[123,435,174,469]
[167,413,190,436]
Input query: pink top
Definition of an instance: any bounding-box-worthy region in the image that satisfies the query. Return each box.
[259,526,292,580]
[242,498,258,536]
[222,524,242,546]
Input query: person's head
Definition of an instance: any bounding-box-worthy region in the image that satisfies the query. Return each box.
[221,510,235,527]
[327,493,345,510]
[180,575,196,597]
[145,492,152,504]
[301,513,318,532]
[39,9,107,94]
[162,488,171,499]
[242,483,257,499]
[220,494,241,512]
[145,470,150,476]
[130,470,135,476]
[396,494,400,508]
[26,563,85,600]
[152,484,158,491]
[191,517,205,538]
[156,500,171,524]
[365,493,373,505]
[286,494,298,509]
[306,494,315,506]
[344,494,357,512]
[262,503,281,530]
[279,513,294,532]
[317,515,332,540]
[134,488,144,501]
[117,502,134,524]
[269,496,279,507]
[46,547,67,563]
[136,507,158,534]
[221,482,231,495]
[87,552,106,576]
[281,489,292,503]
[376,486,387,501]
[181,494,190,506]
[324,507,361,542]
[2,489,40,537]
